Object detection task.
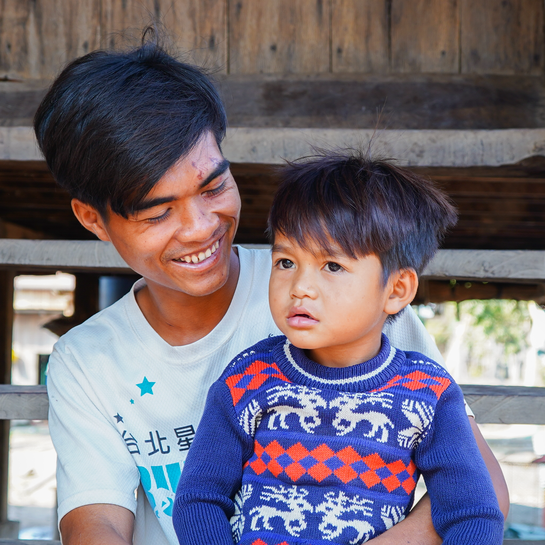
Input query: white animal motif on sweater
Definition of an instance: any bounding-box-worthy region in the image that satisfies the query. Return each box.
[239,399,262,435]
[230,484,253,541]
[380,505,406,530]
[266,386,327,433]
[397,399,434,448]
[330,392,395,441]
[249,485,313,537]
[316,491,375,544]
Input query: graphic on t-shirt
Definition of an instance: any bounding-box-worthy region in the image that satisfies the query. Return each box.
[138,463,182,519]
[136,376,156,396]
[113,413,123,423]
[118,423,197,518]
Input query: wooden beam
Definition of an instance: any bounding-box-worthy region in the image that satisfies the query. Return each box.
[2,242,545,285]
[461,384,545,425]
[6,125,545,167]
[422,249,545,282]
[4,383,545,425]
[0,386,47,420]
[0,239,130,274]
[0,541,60,545]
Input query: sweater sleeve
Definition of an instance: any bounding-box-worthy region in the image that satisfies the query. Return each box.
[173,379,254,545]
[414,381,504,545]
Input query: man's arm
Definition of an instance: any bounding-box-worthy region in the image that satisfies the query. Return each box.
[60,504,134,545]
[368,418,509,544]
[470,416,510,517]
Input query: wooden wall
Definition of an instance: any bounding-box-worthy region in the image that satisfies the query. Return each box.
[0,0,543,80]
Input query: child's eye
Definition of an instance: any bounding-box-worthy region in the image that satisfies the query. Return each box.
[325,262,343,272]
[276,258,295,269]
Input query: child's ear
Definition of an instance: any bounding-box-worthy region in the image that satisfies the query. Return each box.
[71,199,111,242]
[384,268,419,316]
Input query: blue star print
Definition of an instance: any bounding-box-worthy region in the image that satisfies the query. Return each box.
[136,377,156,396]
[114,413,123,423]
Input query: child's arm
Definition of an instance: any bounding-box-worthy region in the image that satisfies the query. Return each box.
[173,381,253,545]
[413,381,504,545]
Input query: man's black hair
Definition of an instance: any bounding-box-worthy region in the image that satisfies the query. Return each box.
[34,32,227,218]
[267,149,457,283]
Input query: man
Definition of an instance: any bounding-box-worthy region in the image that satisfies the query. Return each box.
[35,37,508,545]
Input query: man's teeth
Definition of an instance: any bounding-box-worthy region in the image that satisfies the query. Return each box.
[179,241,220,264]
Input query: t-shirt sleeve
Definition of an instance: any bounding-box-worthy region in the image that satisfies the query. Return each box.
[47,341,141,523]
[384,307,476,418]
[384,305,444,365]
[414,381,504,545]
[173,380,253,545]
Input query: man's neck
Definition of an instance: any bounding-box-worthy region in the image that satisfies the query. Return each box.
[135,249,241,346]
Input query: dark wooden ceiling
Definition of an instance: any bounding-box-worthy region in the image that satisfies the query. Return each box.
[1,159,545,252]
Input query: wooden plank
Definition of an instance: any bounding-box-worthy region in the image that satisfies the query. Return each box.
[391,0,460,73]
[0,239,130,273]
[4,73,545,130]
[331,0,389,73]
[12,125,545,167]
[0,539,60,545]
[461,384,545,425]
[229,0,330,74]
[100,0,227,72]
[0,386,47,420]
[221,128,545,167]
[461,0,544,75]
[0,0,102,80]
[1,241,545,284]
[3,383,545,425]
[422,249,545,282]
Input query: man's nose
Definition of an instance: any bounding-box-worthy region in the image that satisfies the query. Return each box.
[174,202,218,242]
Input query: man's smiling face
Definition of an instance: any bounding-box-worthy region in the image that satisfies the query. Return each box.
[94,131,241,298]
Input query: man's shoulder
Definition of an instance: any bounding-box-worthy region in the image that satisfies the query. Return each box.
[218,334,286,380]
[54,290,133,350]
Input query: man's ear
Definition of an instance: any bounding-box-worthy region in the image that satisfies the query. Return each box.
[71,199,111,242]
[384,268,419,316]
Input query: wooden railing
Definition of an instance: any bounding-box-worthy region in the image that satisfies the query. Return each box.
[2,240,544,544]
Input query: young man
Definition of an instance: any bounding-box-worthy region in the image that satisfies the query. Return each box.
[34,38,508,545]
[173,151,504,545]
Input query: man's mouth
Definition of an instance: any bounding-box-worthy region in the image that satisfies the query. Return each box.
[174,240,220,264]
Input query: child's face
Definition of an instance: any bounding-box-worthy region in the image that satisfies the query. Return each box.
[269,234,394,368]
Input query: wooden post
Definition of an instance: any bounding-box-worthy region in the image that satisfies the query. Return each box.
[0,271,18,538]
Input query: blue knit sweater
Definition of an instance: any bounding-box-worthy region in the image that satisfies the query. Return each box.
[173,334,503,545]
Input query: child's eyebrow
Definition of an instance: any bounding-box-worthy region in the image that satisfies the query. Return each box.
[271,243,288,253]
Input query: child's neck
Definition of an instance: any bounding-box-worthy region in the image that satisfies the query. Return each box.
[304,332,383,368]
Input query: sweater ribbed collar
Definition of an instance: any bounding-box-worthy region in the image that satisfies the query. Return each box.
[272,334,405,392]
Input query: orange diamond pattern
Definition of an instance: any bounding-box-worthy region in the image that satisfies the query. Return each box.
[244,439,417,495]
[251,541,290,545]
[225,360,291,405]
[371,371,451,400]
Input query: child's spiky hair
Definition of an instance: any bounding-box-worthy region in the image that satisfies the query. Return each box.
[267,149,457,283]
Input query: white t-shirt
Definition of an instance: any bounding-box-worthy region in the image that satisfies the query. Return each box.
[48,246,444,545]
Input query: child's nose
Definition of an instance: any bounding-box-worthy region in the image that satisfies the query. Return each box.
[290,272,318,300]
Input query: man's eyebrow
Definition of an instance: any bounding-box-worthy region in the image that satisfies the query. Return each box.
[133,159,231,212]
[133,195,176,212]
[198,159,230,189]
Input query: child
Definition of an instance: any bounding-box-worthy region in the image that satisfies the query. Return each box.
[173,150,504,545]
